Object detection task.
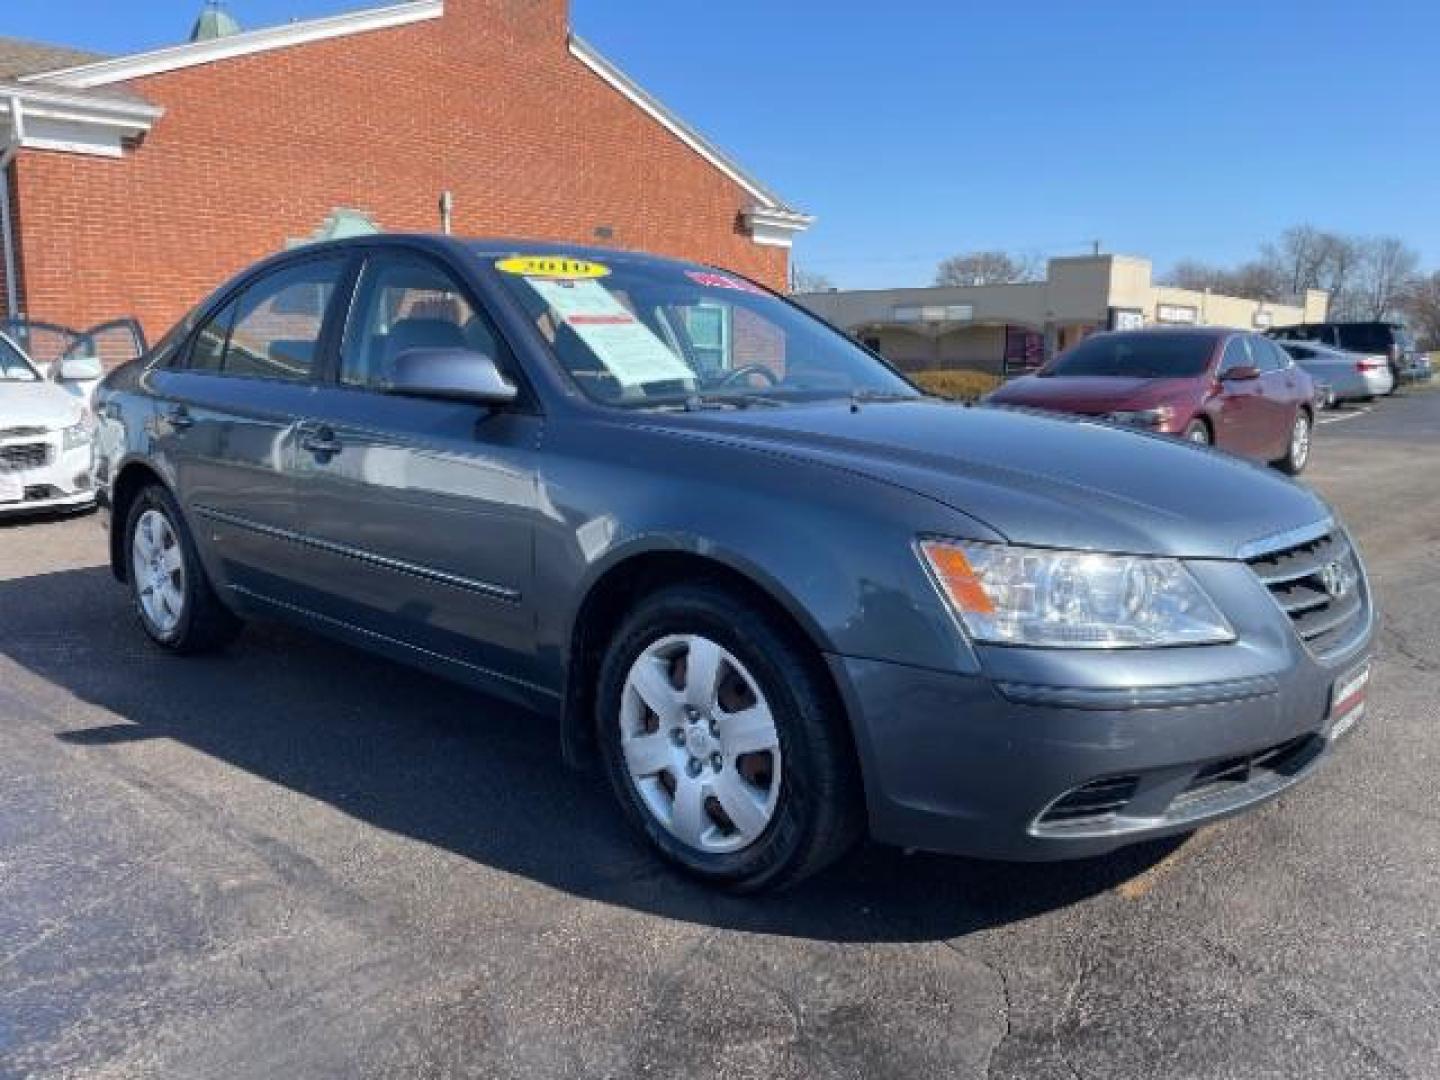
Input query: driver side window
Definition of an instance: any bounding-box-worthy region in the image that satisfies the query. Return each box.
[1219,337,1250,375]
[341,254,506,389]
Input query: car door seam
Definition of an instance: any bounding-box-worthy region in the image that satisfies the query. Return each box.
[191,502,522,603]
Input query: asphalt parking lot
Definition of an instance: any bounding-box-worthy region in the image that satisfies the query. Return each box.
[2,390,1437,1079]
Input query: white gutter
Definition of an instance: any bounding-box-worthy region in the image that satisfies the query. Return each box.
[0,95,23,319]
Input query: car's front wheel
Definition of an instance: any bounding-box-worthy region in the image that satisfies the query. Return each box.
[125,484,242,654]
[596,583,862,892]
[1275,411,1312,475]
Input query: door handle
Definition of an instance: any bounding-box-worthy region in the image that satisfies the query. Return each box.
[300,426,342,457]
[165,404,194,430]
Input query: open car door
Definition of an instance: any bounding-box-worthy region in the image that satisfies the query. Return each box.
[0,317,148,406]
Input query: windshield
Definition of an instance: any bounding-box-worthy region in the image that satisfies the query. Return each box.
[0,335,40,382]
[486,252,918,408]
[1043,332,1216,378]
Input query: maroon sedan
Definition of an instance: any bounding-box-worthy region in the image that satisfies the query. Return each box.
[986,328,1316,473]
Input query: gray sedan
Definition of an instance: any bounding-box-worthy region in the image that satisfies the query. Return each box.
[93,236,1374,891]
[1280,340,1394,404]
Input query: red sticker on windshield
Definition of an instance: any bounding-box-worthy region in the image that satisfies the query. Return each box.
[685,270,767,295]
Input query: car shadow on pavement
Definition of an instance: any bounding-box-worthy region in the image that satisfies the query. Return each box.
[1,565,1183,944]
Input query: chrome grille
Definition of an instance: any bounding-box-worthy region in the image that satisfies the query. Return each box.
[0,442,50,471]
[1246,528,1365,658]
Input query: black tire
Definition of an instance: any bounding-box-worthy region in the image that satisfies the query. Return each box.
[1182,419,1211,446]
[124,483,242,654]
[1275,410,1312,476]
[596,583,863,892]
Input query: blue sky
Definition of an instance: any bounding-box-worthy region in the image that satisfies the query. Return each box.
[7,0,1437,287]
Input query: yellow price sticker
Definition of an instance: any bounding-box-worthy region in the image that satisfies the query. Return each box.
[496,255,611,280]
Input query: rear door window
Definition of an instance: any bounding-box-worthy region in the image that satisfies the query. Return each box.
[188,297,238,373]
[213,258,347,382]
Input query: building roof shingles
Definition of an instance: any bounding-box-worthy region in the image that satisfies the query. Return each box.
[0,36,107,81]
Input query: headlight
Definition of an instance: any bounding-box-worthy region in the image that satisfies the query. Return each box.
[918,539,1234,648]
[62,419,94,452]
[1105,406,1173,428]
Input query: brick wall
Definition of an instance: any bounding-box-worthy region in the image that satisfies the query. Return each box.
[11,0,789,343]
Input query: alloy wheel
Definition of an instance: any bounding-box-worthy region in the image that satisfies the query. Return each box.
[132,508,186,636]
[1291,414,1311,469]
[618,634,782,854]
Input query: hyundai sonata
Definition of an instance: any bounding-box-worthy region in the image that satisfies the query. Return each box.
[94,237,1373,890]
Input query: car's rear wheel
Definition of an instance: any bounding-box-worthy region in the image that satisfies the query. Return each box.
[1276,411,1312,475]
[596,583,862,892]
[1183,420,1211,446]
[125,484,242,654]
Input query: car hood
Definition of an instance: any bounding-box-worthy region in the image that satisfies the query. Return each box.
[640,399,1330,559]
[987,375,1198,412]
[0,380,84,431]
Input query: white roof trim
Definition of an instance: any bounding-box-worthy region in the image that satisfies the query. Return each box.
[22,0,443,89]
[743,206,815,249]
[569,34,801,215]
[0,85,162,133]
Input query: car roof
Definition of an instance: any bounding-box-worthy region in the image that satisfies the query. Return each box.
[268,233,722,275]
[1092,326,1235,339]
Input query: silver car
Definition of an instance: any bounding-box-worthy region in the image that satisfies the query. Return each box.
[1279,341,1393,405]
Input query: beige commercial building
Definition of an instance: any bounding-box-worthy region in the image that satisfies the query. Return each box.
[796,254,1330,375]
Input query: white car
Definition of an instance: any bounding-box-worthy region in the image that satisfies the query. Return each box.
[1277,341,1394,405]
[0,330,102,515]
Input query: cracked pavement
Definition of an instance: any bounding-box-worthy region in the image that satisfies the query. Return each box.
[1,391,1437,1078]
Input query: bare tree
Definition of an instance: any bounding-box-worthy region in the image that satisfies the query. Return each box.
[1162,260,1231,292]
[1161,259,1284,301]
[788,266,835,294]
[1356,236,1420,320]
[934,251,1040,287]
[1264,225,1334,298]
[1398,272,1440,348]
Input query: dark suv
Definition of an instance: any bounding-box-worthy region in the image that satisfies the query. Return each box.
[1268,321,1430,387]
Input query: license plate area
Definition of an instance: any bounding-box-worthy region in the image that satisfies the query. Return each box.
[1328,661,1370,740]
[0,472,22,504]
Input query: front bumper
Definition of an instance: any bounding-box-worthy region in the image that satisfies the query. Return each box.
[0,434,96,516]
[828,554,1375,861]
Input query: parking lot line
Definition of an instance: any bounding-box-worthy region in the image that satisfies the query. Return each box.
[1317,408,1372,426]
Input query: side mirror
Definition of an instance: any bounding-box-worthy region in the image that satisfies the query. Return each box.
[58,354,103,381]
[1221,364,1260,382]
[384,348,518,407]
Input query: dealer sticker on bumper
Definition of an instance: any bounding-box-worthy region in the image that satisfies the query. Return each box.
[1328,661,1370,740]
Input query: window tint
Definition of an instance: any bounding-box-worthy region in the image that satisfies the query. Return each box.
[221,258,345,381]
[341,254,502,388]
[1337,323,1397,352]
[1247,336,1280,372]
[1218,336,1251,374]
[0,334,39,381]
[1045,332,1217,378]
[189,297,238,373]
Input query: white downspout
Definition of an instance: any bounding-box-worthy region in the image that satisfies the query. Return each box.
[0,95,24,319]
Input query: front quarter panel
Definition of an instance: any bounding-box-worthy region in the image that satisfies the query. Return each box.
[532,417,1003,686]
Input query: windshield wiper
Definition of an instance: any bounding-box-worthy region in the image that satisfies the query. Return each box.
[848,389,924,411]
[689,391,786,410]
